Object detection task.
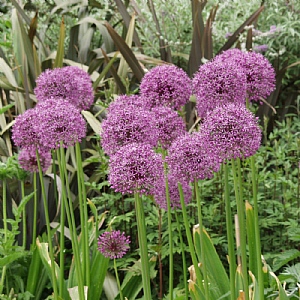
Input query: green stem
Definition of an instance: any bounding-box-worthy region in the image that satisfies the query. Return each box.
[75,142,90,287]
[59,178,65,296]
[0,178,7,294]
[224,163,236,300]
[231,158,249,300]
[32,172,37,248]
[163,161,173,300]
[174,209,188,300]
[250,155,264,298]
[21,180,27,248]
[178,182,204,293]
[134,192,152,299]
[58,146,85,300]
[36,150,58,300]
[194,179,209,299]
[114,259,124,300]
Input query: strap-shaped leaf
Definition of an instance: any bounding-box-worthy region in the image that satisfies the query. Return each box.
[105,22,145,81]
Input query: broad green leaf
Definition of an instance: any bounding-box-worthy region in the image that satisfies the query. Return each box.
[194,228,230,299]
[26,246,43,296]
[81,110,102,135]
[272,249,300,272]
[0,252,27,267]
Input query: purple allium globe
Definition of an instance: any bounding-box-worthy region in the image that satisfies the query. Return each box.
[12,108,42,149]
[108,143,164,195]
[201,103,262,161]
[151,106,186,149]
[35,99,86,150]
[98,230,130,259]
[107,94,149,114]
[101,106,159,156]
[18,146,51,173]
[214,48,276,102]
[166,133,221,183]
[153,173,192,210]
[139,65,192,110]
[192,59,247,119]
[34,66,94,111]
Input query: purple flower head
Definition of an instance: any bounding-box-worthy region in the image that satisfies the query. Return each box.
[153,173,192,210]
[201,103,262,161]
[108,143,164,195]
[214,48,276,102]
[253,44,268,53]
[107,94,149,114]
[151,106,186,149]
[166,133,221,183]
[18,146,51,173]
[139,65,192,110]
[34,66,94,111]
[101,106,159,156]
[12,108,41,149]
[35,99,87,150]
[98,230,130,259]
[192,59,247,119]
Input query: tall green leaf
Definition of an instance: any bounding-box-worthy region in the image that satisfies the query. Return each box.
[54,18,66,68]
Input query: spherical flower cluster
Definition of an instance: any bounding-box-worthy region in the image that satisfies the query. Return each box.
[192,60,247,119]
[107,94,149,114]
[214,48,276,102]
[153,174,192,210]
[98,230,130,259]
[166,133,221,183]
[101,106,159,155]
[18,146,51,173]
[139,65,192,110]
[151,106,186,149]
[12,108,41,149]
[108,143,164,195]
[201,103,262,161]
[34,66,94,111]
[35,99,87,150]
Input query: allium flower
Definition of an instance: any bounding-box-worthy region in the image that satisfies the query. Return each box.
[151,106,186,149]
[107,94,149,114]
[139,65,192,110]
[108,143,164,195]
[153,173,192,210]
[201,103,262,161]
[214,48,276,102]
[192,60,247,119]
[98,230,130,259]
[18,146,51,173]
[101,106,159,156]
[35,99,86,150]
[34,66,94,111]
[12,108,41,149]
[166,133,221,183]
